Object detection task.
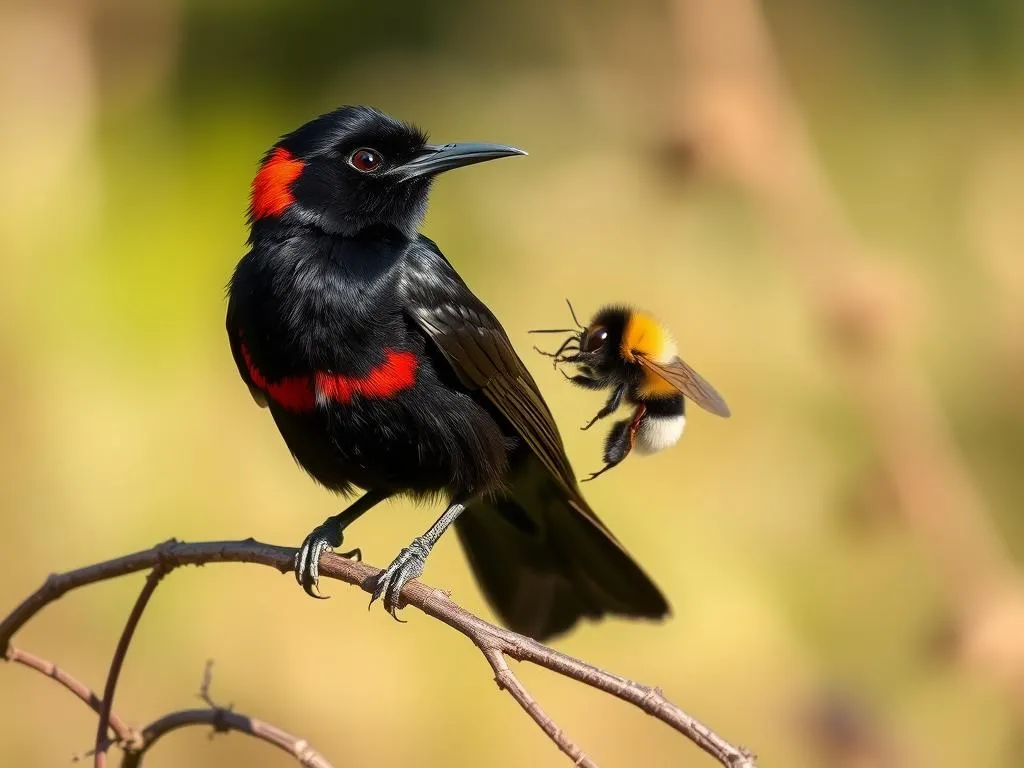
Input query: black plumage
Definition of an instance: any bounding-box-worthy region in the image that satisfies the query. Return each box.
[226,106,668,641]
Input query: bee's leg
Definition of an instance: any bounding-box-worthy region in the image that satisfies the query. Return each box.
[533,336,578,366]
[581,382,627,430]
[560,370,605,391]
[583,404,647,482]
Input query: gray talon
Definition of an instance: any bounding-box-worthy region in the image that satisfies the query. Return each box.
[370,537,429,619]
[295,517,346,600]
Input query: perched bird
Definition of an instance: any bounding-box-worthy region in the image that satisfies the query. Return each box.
[226,106,668,640]
[532,302,730,480]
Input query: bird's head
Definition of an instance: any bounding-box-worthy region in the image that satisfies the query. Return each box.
[248,105,525,237]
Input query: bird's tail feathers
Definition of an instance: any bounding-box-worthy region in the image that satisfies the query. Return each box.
[454,454,669,641]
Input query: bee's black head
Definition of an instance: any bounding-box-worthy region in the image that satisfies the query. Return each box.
[572,306,633,384]
[531,303,637,388]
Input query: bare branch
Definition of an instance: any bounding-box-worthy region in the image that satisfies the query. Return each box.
[120,661,334,768]
[95,564,174,768]
[119,708,334,768]
[5,645,132,746]
[1,538,755,767]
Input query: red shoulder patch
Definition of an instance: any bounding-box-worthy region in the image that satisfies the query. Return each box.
[250,148,304,220]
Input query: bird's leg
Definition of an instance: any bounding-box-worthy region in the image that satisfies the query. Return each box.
[583,404,647,482]
[370,499,467,620]
[581,382,626,430]
[295,488,392,598]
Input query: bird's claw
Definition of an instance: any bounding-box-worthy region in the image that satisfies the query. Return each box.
[369,537,430,620]
[294,518,360,599]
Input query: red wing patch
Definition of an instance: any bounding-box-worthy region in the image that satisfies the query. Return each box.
[241,344,418,413]
[315,350,418,404]
[250,148,304,220]
[240,344,316,411]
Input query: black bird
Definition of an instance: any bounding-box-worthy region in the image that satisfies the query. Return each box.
[226,106,668,640]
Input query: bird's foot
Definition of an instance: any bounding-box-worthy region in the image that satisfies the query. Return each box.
[369,536,431,620]
[294,517,362,599]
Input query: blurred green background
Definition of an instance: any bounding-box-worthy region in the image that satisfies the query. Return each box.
[2,0,1024,766]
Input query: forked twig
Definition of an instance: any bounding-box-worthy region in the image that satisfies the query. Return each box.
[481,645,596,768]
[121,660,334,768]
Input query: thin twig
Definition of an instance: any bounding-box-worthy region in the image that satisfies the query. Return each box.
[5,645,132,747]
[94,563,174,768]
[120,661,334,768]
[481,645,596,768]
[197,659,218,707]
[0,539,755,767]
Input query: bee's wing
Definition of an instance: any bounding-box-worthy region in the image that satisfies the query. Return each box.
[636,355,731,417]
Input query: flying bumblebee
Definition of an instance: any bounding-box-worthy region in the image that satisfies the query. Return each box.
[531,302,731,480]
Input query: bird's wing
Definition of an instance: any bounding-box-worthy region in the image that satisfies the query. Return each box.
[403,236,669,638]
[225,290,269,408]
[401,237,613,532]
[636,354,731,417]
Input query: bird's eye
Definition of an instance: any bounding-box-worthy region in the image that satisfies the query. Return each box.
[583,326,608,353]
[349,148,383,173]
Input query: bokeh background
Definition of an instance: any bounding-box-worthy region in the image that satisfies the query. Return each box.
[3,0,1024,766]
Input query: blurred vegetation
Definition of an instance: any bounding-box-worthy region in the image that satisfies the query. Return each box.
[1,0,1023,766]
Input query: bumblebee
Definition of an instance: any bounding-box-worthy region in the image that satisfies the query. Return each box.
[531,302,730,480]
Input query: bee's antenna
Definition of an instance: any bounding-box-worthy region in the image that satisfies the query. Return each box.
[566,299,585,329]
[529,299,586,334]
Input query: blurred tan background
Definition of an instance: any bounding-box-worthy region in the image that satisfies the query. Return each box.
[3,0,1024,766]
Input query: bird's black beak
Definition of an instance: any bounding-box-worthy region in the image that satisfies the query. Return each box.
[391,142,527,181]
